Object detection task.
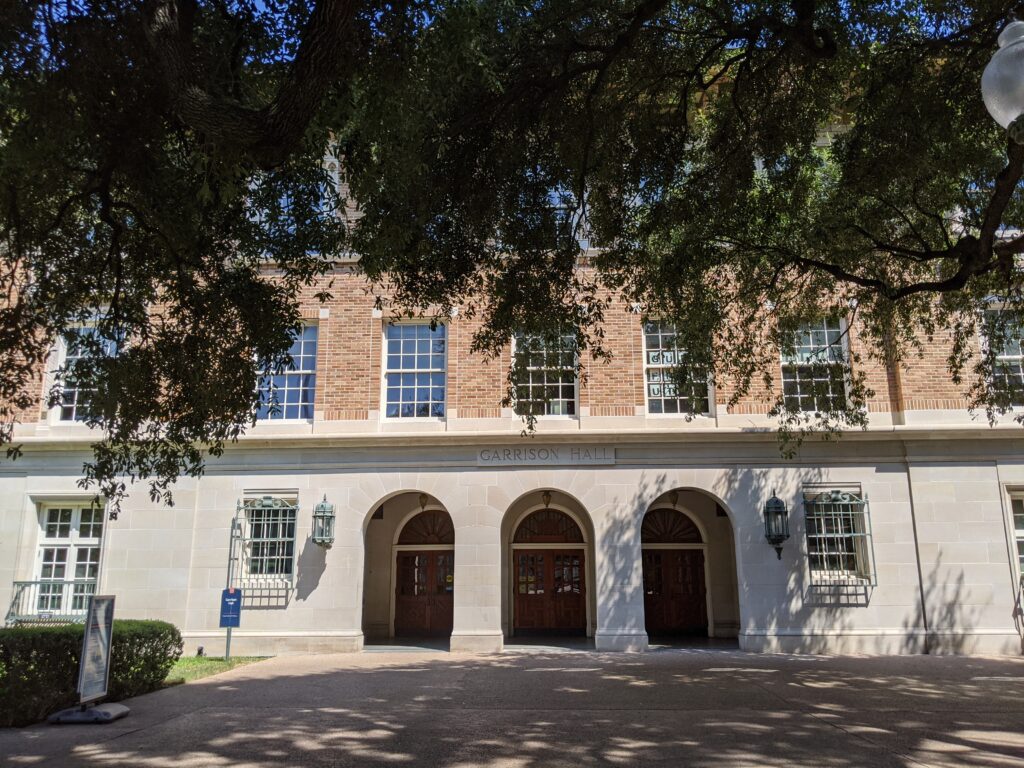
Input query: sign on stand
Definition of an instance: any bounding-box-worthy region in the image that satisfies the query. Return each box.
[220,588,243,659]
[49,595,130,724]
[79,595,115,703]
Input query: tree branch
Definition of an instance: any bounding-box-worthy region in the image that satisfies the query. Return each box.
[143,0,361,168]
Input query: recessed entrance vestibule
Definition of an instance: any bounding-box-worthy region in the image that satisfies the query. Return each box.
[513,510,587,635]
[501,490,597,640]
[362,492,454,645]
[394,510,455,637]
[642,490,740,643]
[642,508,708,636]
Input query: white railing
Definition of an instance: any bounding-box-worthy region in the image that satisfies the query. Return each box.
[5,579,97,626]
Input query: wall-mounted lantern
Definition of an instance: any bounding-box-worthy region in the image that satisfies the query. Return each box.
[763,491,790,560]
[312,495,335,549]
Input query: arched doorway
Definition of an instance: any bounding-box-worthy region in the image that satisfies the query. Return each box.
[392,509,454,637]
[512,508,587,635]
[641,508,709,637]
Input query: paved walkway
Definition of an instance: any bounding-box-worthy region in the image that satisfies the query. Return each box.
[3,648,1024,767]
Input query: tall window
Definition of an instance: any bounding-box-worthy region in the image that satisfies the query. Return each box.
[803,488,876,586]
[384,324,446,418]
[512,333,577,416]
[781,318,848,412]
[257,325,318,420]
[236,496,298,581]
[642,321,710,414]
[985,310,1024,406]
[58,327,119,422]
[1012,498,1024,577]
[35,505,104,614]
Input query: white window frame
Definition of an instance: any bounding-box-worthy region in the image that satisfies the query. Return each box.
[235,494,299,585]
[979,307,1024,408]
[641,320,713,417]
[510,332,579,418]
[50,324,119,425]
[33,504,105,615]
[381,322,448,420]
[802,487,876,587]
[256,324,319,422]
[780,317,851,413]
[1010,495,1024,584]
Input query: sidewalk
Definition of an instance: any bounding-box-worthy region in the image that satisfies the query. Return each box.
[2,649,1022,767]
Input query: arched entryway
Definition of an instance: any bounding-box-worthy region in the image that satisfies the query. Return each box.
[640,490,740,641]
[393,509,454,637]
[641,508,709,636]
[510,503,588,636]
[361,492,454,644]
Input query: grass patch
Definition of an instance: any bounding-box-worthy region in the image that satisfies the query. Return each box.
[164,656,265,686]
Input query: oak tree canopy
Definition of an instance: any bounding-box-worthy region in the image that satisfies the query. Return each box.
[2,0,1024,505]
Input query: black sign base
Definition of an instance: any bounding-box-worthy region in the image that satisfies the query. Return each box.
[49,703,130,724]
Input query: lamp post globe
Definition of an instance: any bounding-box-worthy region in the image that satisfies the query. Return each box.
[982,21,1024,143]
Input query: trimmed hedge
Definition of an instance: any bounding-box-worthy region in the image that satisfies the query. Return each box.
[0,619,182,727]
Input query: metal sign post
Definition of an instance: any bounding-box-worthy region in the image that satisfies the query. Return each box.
[220,588,242,659]
[221,516,242,658]
[49,595,129,724]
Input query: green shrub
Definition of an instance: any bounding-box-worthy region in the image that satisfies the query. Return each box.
[0,619,183,727]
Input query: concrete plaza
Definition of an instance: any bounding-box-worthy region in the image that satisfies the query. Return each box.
[2,647,1023,767]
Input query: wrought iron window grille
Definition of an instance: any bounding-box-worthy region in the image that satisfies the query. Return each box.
[229,496,298,603]
[803,487,877,589]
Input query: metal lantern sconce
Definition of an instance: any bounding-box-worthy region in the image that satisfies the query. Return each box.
[312,495,336,549]
[763,491,790,560]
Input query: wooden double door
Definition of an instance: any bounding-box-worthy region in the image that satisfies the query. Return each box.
[394,550,454,637]
[642,548,708,636]
[513,549,586,635]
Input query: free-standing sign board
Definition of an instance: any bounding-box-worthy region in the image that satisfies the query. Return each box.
[51,594,128,723]
[78,595,115,704]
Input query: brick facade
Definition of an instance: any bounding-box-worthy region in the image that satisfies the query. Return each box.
[9,265,981,426]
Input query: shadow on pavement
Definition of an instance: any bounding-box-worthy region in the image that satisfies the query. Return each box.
[2,651,1023,767]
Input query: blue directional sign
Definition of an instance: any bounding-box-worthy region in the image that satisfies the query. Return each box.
[219,588,242,628]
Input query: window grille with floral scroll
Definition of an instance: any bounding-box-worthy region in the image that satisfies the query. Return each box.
[803,488,876,586]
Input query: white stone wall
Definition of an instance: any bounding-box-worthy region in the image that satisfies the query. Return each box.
[2,433,1021,655]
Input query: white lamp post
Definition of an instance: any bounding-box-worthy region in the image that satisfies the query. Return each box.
[982,21,1024,143]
